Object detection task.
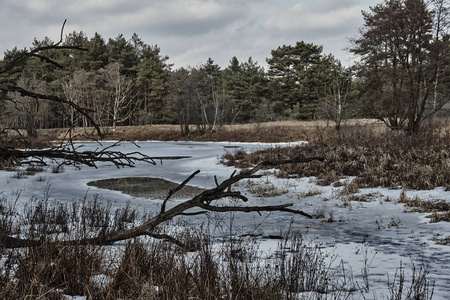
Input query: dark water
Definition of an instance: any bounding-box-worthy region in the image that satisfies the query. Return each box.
[87,177,206,199]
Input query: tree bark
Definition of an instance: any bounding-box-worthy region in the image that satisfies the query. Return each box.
[1,156,324,250]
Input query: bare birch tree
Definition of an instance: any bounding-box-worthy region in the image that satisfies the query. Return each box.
[62,69,95,136]
[317,55,353,130]
[97,62,141,132]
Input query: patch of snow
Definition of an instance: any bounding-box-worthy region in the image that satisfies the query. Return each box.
[1,140,449,299]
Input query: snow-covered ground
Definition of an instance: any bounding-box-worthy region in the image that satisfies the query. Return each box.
[1,140,449,299]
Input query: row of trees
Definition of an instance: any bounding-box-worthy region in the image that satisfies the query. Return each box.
[1,0,449,137]
[0,33,351,135]
[0,32,171,137]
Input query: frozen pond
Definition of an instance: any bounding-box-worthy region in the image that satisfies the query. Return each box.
[1,140,449,298]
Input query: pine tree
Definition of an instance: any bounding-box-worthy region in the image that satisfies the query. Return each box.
[267,41,324,119]
[136,45,171,123]
[351,0,450,132]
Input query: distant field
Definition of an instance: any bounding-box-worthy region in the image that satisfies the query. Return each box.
[37,119,385,143]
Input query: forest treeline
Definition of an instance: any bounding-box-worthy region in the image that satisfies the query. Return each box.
[1,0,450,138]
[0,33,352,136]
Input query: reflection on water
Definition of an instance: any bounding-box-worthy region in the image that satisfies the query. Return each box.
[87,177,205,200]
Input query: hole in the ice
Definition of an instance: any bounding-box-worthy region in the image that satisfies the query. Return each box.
[87,177,205,199]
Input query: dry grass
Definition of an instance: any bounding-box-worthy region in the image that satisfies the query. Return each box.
[0,194,353,299]
[244,179,291,198]
[339,181,360,196]
[300,187,322,198]
[222,118,450,190]
[399,196,450,213]
[397,189,450,223]
[0,177,436,298]
[38,119,380,143]
[435,236,450,245]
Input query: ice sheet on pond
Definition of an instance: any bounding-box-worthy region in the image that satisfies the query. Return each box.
[0,140,449,299]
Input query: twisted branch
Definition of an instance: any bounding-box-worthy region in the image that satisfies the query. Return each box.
[1,155,324,249]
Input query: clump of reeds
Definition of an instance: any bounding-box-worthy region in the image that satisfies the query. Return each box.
[0,191,437,299]
[397,189,450,223]
[222,119,450,190]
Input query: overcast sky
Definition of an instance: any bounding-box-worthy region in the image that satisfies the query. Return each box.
[0,0,381,69]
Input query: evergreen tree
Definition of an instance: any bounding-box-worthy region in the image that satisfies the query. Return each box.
[0,47,26,86]
[107,34,139,76]
[83,33,108,72]
[136,45,171,123]
[351,0,450,132]
[168,67,203,136]
[223,57,268,122]
[64,31,89,72]
[267,41,323,119]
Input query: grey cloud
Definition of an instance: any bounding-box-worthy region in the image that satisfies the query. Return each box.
[0,0,380,68]
[309,0,362,13]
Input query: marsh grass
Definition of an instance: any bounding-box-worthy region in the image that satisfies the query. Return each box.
[66,121,317,143]
[300,187,322,198]
[427,211,450,223]
[387,261,434,300]
[244,179,291,198]
[339,181,360,196]
[434,236,450,245]
[0,195,435,299]
[397,189,450,223]
[400,196,450,214]
[222,119,450,190]
[341,192,382,204]
[0,193,348,299]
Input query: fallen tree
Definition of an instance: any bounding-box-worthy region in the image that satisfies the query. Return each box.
[1,155,324,249]
[0,140,192,168]
[0,22,324,250]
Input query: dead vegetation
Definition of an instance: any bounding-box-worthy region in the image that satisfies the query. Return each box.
[0,194,434,299]
[221,118,450,191]
[398,188,450,223]
[39,120,372,143]
[0,194,354,299]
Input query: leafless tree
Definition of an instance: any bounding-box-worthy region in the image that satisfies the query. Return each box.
[317,56,353,130]
[97,62,141,132]
[0,21,154,168]
[5,77,50,138]
[62,69,95,136]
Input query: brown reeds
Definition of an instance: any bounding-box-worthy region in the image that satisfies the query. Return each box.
[223,119,450,190]
[0,189,435,298]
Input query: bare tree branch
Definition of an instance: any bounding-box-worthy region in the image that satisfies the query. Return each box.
[197,203,312,218]
[1,156,323,249]
[0,143,191,168]
[56,19,67,46]
[0,21,102,141]
[1,84,103,138]
[161,170,201,214]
